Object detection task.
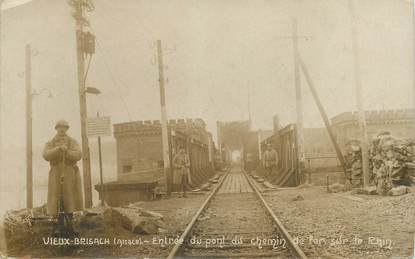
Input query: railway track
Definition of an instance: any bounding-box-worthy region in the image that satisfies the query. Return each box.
[166,166,307,258]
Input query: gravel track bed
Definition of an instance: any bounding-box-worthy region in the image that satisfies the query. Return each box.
[264,187,415,258]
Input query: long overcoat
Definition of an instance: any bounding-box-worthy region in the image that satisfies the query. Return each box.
[43,135,83,215]
[172,153,192,185]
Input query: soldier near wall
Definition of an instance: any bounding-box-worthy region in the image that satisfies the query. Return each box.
[43,120,84,220]
[173,147,191,198]
[263,144,279,177]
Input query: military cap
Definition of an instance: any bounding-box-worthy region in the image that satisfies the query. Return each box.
[55,119,70,129]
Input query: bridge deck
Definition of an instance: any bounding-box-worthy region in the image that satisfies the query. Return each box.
[217,169,253,194]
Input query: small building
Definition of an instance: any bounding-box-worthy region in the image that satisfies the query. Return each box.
[114,118,211,181]
[95,118,215,206]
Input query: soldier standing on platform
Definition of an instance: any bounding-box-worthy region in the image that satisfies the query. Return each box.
[263,143,279,177]
[43,120,83,228]
[173,147,191,198]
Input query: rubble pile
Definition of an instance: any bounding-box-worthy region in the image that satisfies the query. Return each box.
[344,142,364,188]
[345,132,415,195]
[3,209,33,237]
[2,205,47,237]
[80,204,167,235]
[2,203,167,243]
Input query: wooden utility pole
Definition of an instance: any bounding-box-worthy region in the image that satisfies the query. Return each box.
[207,133,213,166]
[247,84,252,130]
[157,40,171,196]
[0,0,3,178]
[299,59,346,170]
[74,0,93,207]
[257,129,262,161]
[217,122,222,159]
[348,0,370,187]
[292,18,305,179]
[413,0,415,114]
[25,44,33,209]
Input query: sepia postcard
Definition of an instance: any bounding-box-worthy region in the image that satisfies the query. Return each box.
[0,0,414,258]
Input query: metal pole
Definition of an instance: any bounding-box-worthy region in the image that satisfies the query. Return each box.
[413,0,415,113]
[157,40,171,196]
[348,0,370,187]
[97,136,103,203]
[247,85,252,130]
[25,44,33,209]
[257,129,262,161]
[97,112,104,205]
[292,18,305,181]
[0,2,6,254]
[207,134,213,164]
[0,0,3,180]
[299,59,346,171]
[74,1,93,207]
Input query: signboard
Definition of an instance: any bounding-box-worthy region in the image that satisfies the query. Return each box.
[87,116,112,137]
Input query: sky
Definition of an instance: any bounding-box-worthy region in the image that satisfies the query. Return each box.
[0,0,414,210]
[1,0,413,146]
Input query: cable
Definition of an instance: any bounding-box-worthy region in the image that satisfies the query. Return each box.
[87,29,133,121]
[98,40,133,121]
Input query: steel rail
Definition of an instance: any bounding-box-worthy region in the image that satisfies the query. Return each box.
[244,171,308,259]
[166,171,229,259]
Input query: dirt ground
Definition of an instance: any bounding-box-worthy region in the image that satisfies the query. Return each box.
[3,181,415,259]
[264,186,415,259]
[2,192,209,258]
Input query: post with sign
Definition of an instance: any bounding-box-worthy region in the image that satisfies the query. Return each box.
[87,114,111,205]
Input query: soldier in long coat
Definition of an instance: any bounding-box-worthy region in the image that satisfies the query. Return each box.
[263,144,279,177]
[172,147,191,198]
[43,120,83,216]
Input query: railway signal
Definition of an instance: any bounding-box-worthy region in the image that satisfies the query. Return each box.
[87,113,111,205]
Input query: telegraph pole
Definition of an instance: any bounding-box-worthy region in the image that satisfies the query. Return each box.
[0,0,3,178]
[247,84,252,130]
[257,129,262,161]
[348,0,370,187]
[73,0,93,207]
[299,59,346,170]
[413,0,415,113]
[0,3,6,254]
[25,44,33,209]
[157,40,171,196]
[207,133,213,167]
[292,18,305,182]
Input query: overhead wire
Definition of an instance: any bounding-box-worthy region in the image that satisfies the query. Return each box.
[84,13,134,121]
[94,38,133,121]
